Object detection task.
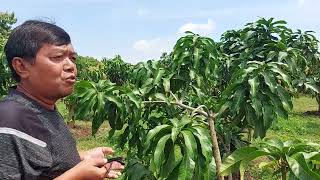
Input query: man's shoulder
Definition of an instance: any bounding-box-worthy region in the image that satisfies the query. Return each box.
[0,98,37,124]
[0,98,50,143]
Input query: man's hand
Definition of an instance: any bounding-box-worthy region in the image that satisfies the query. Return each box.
[104,161,125,179]
[80,147,114,160]
[54,158,115,180]
[79,147,125,179]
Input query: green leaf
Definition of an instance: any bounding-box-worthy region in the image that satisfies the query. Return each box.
[126,160,151,180]
[218,101,232,115]
[232,88,246,113]
[304,83,320,93]
[263,89,288,119]
[239,150,270,180]
[276,85,293,110]
[262,72,277,93]
[155,93,170,104]
[248,76,259,97]
[106,96,124,111]
[189,69,195,80]
[220,146,258,176]
[177,155,195,180]
[270,66,291,87]
[144,124,171,151]
[192,85,205,99]
[278,51,288,61]
[286,154,320,180]
[171,127,180,143]
[245,103,257,126]
[127,92,141,108]
[192,126,212,163]
[178,115,192,128]
[181,130,198,160]
[154,134,171,172]
[163,77,171,92]
[262,101,274,130]
[262,138,284,152]
[154,68,165,85]
[251,96,262,117]
[160,144,183,178]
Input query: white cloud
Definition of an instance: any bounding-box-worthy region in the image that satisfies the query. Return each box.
[194,8,235,17]
[137,8,150,16]
[298,0,306,6]
[133,38,167,53]
[130,37,175,63]
[178,19,215,35]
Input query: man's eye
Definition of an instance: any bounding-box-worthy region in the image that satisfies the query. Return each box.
[52,56,64,60]
[71,56,77,62]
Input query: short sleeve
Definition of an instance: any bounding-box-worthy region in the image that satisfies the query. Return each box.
[0,133,53,180]
[0,100,53,179]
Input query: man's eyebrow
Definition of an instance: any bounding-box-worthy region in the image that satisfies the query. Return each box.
[50,48,77,55]
[50,48,65,54]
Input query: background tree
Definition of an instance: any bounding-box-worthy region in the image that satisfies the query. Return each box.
[0,12,16,98]
[75,55,105,82]
[287,30,320,112]
[102,55,132,85]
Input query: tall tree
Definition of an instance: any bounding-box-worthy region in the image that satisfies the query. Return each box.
[0,12,17,97]
[102,55,132,85]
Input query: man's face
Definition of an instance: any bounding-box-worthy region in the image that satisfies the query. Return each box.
[27,43,77,100]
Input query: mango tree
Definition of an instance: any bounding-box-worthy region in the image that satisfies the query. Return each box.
[218,18,298,141]
[0,12,16,98]
[102,55,132,85]
[287,30,320,111]
[73,18,303,180]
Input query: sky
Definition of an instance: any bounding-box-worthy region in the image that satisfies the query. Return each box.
[1,0,320,64]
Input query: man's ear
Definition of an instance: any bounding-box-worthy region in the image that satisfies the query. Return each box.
[11,57,31,79]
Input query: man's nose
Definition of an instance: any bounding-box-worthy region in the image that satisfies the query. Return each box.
[63,58,76,72]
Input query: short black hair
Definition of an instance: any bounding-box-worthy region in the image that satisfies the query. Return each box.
[4,20,71,82]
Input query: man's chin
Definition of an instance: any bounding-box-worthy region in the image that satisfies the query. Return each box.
[58,89,74,99]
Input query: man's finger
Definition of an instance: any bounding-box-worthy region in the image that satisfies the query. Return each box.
[104,161,125,170]
[105,170,122,179]
[91,158,108,167]
[101,147,114,155]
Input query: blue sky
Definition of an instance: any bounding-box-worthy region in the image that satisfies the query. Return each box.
[1,0,320,64]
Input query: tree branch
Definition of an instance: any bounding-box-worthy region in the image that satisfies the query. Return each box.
[143,100,209,117]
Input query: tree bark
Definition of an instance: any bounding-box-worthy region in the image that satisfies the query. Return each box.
[67,105,76,128]
[208,116,223,180]
[281,165,287,180]
[316,94,320,112]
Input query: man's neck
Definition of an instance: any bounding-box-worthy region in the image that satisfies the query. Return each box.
[16,84,56,110]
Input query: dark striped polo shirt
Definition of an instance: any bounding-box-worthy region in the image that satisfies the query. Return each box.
[0,88,81,180]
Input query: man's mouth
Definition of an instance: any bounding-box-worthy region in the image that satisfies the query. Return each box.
[65,75,76,84]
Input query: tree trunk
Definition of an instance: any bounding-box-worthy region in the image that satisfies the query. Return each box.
[281,164,287,180]
[67,105,76,128]
[247,128,252,143]
[208,116,223,180]
[316,94,320,112]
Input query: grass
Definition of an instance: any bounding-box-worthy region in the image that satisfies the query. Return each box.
[267,96,320,143]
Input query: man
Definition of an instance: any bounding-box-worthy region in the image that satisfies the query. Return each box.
[0,20,124,179]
